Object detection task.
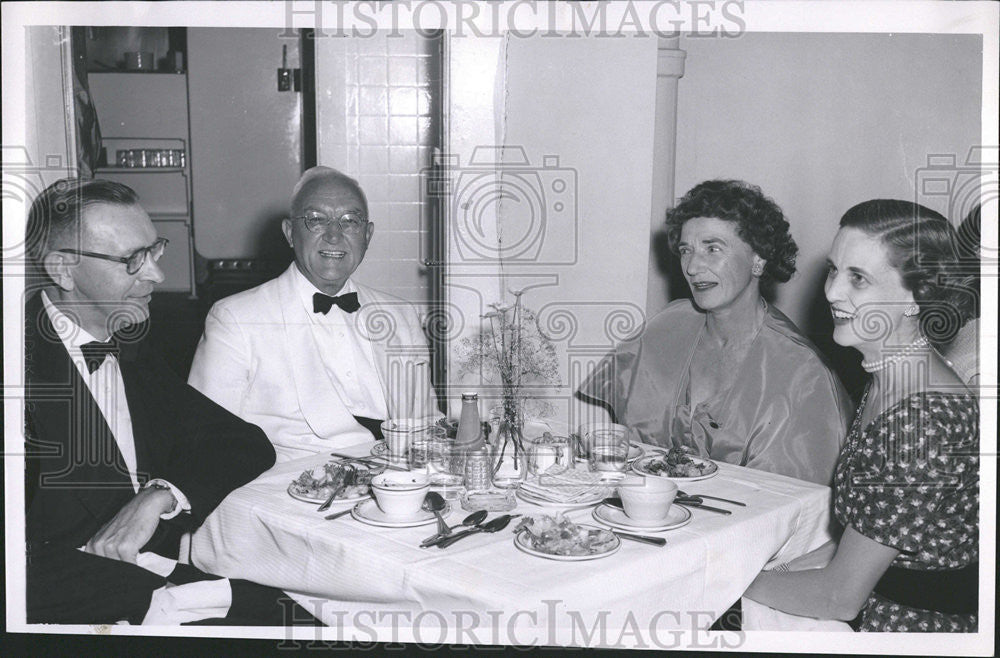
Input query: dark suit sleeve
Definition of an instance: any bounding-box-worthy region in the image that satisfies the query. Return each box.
[27,546,166,624]
[130,346,275,526]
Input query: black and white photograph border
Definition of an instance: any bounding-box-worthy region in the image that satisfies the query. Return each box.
[2,1,996,654]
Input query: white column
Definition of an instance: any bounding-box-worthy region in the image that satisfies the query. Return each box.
[645,38,686,317]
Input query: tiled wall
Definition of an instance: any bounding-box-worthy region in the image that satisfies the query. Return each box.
[314,32,439,307]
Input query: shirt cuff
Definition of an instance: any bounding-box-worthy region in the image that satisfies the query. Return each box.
[145,479,191,520]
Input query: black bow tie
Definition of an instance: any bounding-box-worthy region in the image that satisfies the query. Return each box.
[313,291,360,315]
[80,337,120,373]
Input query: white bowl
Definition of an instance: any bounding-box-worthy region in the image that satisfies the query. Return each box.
[371,472,430,519]
[617,475,678,522]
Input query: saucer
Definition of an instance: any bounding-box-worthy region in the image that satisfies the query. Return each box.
[350,498,449,528]
[592,503,691,532]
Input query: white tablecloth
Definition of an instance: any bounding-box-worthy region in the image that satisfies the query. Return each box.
[191,443,833,646]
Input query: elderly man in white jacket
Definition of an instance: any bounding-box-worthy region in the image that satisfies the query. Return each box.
[189,167,438,461]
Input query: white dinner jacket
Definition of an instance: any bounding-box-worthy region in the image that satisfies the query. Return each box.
[188,265,437,461]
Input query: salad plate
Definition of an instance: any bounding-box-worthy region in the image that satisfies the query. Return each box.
[286,483,369,505]
[631,453,718,482]
[513,516,621,561]
[287,461,376,504]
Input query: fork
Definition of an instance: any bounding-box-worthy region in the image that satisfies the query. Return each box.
[318,465,356,512]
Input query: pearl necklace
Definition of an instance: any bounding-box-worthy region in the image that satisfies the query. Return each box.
[861,336,931,373]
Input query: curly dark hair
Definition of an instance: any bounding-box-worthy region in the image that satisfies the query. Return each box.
[839,199,967,344]
[664,180,798,283]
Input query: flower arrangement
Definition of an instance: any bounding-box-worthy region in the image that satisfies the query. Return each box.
[458,289,559,479]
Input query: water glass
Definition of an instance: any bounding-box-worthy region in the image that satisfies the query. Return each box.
[427,427,464,486]
[528,434,573,476]
[381,418,432,463]
[586,425,630,475]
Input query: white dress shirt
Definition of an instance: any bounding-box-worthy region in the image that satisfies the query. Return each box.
[291,267,389,420]
[40,291,232,623]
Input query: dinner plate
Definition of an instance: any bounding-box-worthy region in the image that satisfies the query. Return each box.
[631,455,719,482]
[592,502,692,532]
[513,524,621,561]
[286,483,370,505]
[515,487,608,510]
[350,498,450,528]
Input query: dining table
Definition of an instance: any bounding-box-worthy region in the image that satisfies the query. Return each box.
[189,441,835,647]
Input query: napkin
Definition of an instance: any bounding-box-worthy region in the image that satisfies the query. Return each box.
[520,469,608,503]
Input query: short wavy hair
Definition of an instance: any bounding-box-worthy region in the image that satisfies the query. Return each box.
[839,199,968,344]
[665,180,798,283]
[27,178,140,261]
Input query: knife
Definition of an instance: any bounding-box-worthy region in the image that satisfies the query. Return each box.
[324,507,355,521]
[613,531,667,547]
[602,496,732,516]
[329,452,408,472]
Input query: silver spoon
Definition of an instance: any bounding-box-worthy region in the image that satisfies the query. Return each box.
[424,492,449,536]
[434,514,520,549]
[420,510,488,547]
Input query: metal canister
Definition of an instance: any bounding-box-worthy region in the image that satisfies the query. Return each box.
[462,447,491,492]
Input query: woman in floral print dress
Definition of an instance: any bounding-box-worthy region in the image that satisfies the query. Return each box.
[744,199,979,632]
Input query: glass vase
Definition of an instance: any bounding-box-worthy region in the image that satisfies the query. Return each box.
[490,401,528,489]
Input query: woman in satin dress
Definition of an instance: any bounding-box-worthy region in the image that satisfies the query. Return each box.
[579,179,853,485]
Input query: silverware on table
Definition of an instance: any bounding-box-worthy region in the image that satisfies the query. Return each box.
[420,510,488,547]
[329,452,407,472]
[612,531,667,547]
[317,465,356,512]
[673,499,732,515]
[433,514,520,549]
[602,495,732,516]
[324,507,355,521]
[677,490,746,507]
[424,491,449,536]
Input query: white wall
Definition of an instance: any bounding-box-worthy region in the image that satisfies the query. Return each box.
[674,32,983,336]
[314,31,437,304]
[446,35,659,421]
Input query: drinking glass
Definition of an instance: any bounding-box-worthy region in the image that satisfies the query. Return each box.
[427,427,464,486]
[528,434,573,476]
[586,425,629,475]
[381,418,432,464]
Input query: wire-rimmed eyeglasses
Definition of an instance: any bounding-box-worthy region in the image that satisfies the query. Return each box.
[292,212,368,235]
[57,237,169,275]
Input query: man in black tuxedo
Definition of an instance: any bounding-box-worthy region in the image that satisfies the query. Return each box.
[22,178,302,625]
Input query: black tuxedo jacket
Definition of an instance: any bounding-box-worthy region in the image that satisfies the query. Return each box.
[23,292,276,624]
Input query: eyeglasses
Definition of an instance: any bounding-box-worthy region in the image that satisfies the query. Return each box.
[292,212,368,235]
[57,237,169,275]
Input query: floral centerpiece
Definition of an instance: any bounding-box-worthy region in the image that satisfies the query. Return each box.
[458,289,559,486]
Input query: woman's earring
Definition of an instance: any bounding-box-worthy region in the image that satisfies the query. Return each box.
[904,304,919,317]
[751,259,764,277]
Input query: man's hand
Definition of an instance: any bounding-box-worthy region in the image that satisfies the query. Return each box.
[84,487,177,564]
